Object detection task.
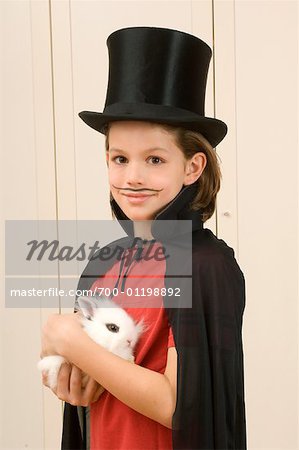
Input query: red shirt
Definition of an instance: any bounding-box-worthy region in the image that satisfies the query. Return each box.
[89,241,175,449]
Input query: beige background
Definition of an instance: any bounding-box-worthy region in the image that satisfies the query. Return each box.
[1,0,298,449]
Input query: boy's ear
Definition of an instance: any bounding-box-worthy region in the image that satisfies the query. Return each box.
[77,296,98,320]
[184,152,207,185]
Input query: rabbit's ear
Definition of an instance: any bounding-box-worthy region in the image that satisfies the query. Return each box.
[77,296,98,320]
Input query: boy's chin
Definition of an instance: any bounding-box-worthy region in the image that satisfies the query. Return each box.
[119,199,171,221]
[126,212,155,221]
[125,203,171,221]
[120,206,155,221]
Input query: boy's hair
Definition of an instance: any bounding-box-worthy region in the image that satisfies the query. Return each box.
[104,122,222,223]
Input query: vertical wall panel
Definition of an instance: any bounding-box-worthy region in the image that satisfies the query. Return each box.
[31,0,63,444]
[213,0,239,253]
[1,0,61,449]
[50,0,78,221]
[1,1,45,448]
[233,1,298,449]
[191,0,217,233]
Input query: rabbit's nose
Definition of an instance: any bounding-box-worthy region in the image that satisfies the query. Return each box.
[127,339,132,346]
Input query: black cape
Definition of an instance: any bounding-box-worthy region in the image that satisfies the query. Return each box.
[61,183,247,449]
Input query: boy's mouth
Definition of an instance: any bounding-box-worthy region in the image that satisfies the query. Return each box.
[122,193,155,203]
[123,193,154,198]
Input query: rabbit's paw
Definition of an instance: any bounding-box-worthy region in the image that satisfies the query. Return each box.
[37,355,67,390]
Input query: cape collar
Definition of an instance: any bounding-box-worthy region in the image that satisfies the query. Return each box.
[110,182,203,242]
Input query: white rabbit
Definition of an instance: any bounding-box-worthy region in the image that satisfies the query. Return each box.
[37,295,146,390]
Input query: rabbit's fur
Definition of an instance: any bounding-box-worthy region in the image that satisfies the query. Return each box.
[37,295,145,390]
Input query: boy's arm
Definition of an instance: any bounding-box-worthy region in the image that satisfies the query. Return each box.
[163,347,177,427]
[60,332,177,429]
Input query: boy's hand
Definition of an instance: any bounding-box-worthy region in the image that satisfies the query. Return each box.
[42,363,105,406]
[41,312,84,357]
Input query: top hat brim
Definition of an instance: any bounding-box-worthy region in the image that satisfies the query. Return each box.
[78,103,227,148]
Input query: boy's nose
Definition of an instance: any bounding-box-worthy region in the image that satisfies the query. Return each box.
[126,163,145,185]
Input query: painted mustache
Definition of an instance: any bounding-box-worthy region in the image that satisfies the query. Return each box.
[112,185,163,193]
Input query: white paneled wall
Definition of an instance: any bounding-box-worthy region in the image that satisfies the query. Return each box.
[232,2,298,449]
[1,1,298,449]
[1,1,61,449]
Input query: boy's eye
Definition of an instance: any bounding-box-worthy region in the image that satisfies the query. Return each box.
[149,156,163,164]
[112,156,127,164]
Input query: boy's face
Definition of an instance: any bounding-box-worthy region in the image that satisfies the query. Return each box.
[106,121,204,221]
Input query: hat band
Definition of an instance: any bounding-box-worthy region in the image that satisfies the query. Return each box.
[103,102,203,120]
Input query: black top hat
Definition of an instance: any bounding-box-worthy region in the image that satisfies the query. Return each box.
[79,26,228,148]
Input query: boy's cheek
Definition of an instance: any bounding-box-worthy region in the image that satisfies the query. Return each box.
[108,172,121,188]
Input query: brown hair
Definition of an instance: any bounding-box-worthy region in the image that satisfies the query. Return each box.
[104,121,222,223]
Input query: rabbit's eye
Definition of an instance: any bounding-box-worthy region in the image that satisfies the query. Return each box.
[106,323,119,333]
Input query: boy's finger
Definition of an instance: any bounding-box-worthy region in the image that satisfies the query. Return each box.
[91,384,105,403]
[95,385,105,401]
[69,365,83,403]
[56,363,71,400]
[82,376,98,402]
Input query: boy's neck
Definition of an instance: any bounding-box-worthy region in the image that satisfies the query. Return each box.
[133,220,154,240]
